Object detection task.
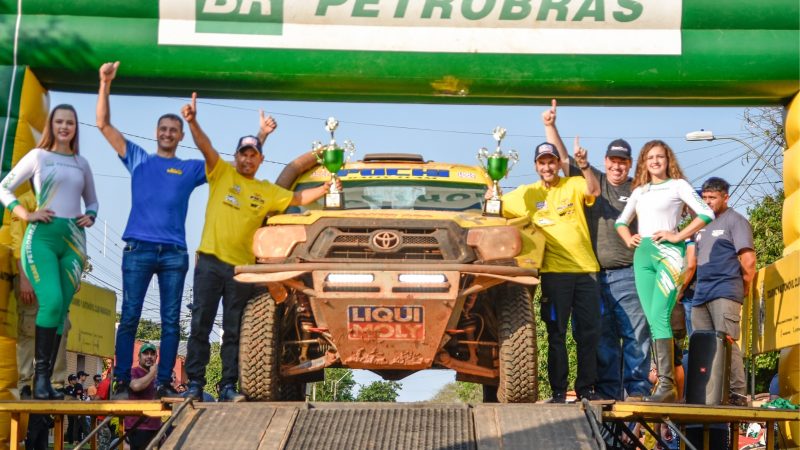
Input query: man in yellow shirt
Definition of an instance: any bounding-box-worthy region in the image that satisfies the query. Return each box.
[502,138,602,403]
[181,94,332,402]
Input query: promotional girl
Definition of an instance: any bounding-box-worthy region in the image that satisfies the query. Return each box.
[615,140,713,402]
[0,104,98,400]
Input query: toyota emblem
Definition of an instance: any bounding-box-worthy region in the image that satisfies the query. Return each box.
[371,231,400,251]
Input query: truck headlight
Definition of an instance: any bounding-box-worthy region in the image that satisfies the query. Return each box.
[466,226,522,261]
[253,225,307,259]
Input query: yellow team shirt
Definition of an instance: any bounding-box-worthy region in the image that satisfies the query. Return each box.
[502,176,599,273]
[197,161,294,266]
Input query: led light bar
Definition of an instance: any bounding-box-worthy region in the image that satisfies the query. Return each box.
[398,274,447,283]
[326,273,375,283]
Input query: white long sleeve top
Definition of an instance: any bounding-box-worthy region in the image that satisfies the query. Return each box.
[615,178,713,237]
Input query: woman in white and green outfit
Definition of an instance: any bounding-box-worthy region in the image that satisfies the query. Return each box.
[615,140,713,402]
[0,104,98,400]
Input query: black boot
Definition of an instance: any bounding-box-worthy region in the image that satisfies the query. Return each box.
[33,326,62,400]
[46,334,65,400]
[645,338,677,403]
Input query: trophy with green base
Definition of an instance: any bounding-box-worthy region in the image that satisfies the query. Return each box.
[478,126,519,216]
[311,117,355,209]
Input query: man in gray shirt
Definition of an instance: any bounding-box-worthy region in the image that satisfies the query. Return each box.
[543,100,651,400]
[690,177,756,396]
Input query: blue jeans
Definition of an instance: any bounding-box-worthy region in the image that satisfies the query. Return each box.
[596,266,652,399]
[115,240,189,385]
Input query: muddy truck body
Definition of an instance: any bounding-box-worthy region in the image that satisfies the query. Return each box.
[234,153,545,402]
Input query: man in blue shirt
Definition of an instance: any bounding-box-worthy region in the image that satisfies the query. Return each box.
[97,61,206,398]
[690,177,756,396]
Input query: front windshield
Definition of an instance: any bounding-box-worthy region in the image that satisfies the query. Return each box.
[288,180,487,212]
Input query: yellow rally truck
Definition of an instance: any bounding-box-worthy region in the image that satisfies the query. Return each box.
[234,153,545,403]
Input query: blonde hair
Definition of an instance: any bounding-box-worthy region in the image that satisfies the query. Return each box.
[632,140,685,188]
[37,104,80,154]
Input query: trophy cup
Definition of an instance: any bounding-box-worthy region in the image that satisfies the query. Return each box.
[311,117,355,209]
[478,126,519,216]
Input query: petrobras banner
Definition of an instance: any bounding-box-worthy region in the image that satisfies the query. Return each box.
[159,0,682,55]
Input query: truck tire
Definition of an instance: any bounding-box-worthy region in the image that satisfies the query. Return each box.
[496,283,538,403]
[239,292,282,401]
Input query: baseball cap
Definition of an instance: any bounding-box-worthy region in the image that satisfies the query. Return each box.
[236,135,262,154]
[606,139,632,160]
[77,370,89,377]
[534,142,560,161]
[140,342,157,354]
[68,374,77,381]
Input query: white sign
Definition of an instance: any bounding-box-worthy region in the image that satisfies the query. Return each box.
[159,0,682,55]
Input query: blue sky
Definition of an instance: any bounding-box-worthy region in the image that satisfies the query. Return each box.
[50,90,773,401]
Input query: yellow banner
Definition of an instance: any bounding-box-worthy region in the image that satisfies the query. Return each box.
[751,251,800,354]
[66,282,117,357]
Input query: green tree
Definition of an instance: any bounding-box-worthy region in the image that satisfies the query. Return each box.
[430,382,482,403]
[312,368,356,401]
[748,190,785,270]
[205,342,223,399]
[746,190,784,393]
[356,380,402,402]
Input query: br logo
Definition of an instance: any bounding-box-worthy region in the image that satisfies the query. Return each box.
[196,0,283,35]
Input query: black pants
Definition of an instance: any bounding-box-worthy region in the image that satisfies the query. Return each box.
[26,414,51,450]
[128,429,159,450]
[185,253,258,386]
[540,272,601,395]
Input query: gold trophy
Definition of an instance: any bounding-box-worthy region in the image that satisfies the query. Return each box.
[478,126,519,216]
[311,117,355,209]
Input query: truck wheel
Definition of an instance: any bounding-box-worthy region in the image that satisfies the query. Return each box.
[239,292,282,401]
[496,283,538,403]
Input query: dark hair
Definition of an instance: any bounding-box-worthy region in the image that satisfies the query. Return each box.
[37,104,80,154]
[702,177,730,194]
[157,113,184,131]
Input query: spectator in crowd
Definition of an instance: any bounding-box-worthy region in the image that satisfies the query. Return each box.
[126,343,163,449]
[500,112,602,402]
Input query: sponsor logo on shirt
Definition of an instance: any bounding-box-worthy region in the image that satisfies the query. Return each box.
[166,168,183,175]
[712,229,725,237]
[224,194,240,209]
[618,195,629,202]
[536,201,547,210]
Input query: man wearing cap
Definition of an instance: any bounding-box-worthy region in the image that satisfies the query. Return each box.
[97,61,207,399]
[181,93,333,402]
[500,108,601,403]
[126,343,161,450]
[541,100,652,401]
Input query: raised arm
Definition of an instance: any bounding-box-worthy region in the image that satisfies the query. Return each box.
[257,109,278,144]
[182,92,220,171]
[96,61,127,157]
[574,136,600,197]
[541,99,570,176]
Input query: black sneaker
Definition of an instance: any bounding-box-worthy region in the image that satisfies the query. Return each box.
[19,385,32,399]
[547,392,567,404]
[111,380,129,400]
[185,381,204,402]
[577,388,602,401]
[157,384,181,399]
[218,384,246,403]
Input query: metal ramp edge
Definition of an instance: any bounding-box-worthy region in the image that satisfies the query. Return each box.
[159,402,598,450]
